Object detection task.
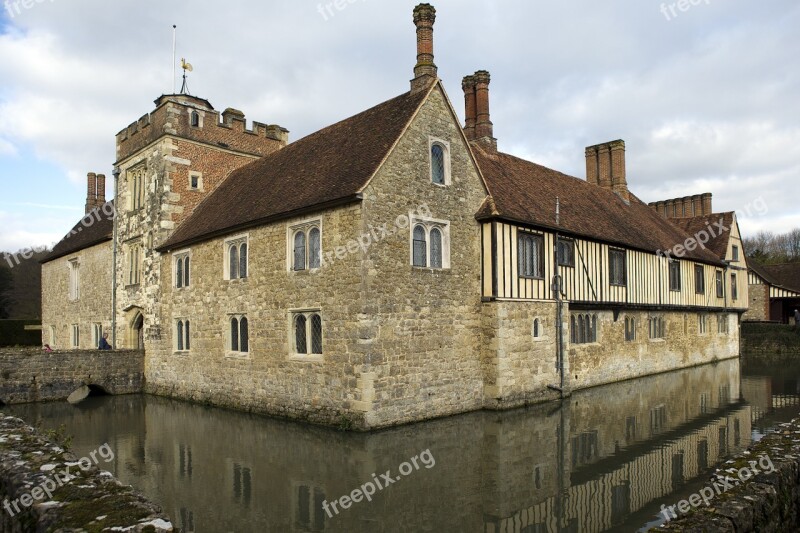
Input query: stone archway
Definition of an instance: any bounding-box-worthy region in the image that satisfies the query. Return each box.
[125,308,145,350]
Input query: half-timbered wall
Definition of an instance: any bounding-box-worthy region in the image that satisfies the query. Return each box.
[482,222,748,311]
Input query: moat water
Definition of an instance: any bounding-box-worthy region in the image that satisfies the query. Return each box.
[6,355,799,533]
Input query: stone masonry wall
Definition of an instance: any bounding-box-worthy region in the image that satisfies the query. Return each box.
[0,414,171,532]
[40,241,112,350]
[743,283,770,322]
[357,85,489,428]
[566,310,739,391]
[0,347,143,404]
[147,202,367,428]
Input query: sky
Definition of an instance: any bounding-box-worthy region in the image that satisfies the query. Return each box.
[0,0,798,253]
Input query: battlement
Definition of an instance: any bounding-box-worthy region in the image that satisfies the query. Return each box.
[115,94,289,164]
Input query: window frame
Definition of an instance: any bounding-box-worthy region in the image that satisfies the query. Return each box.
[518,231,545,280]
[128,164,147,212]
[557,238,575,267]
[289,309,324,361]
[731,245,739,262]
[175,318,191,353]
[698,313,708,335]
[409,215,450,270]
[570,313,597,345]
[92,323,103,348]
[227,314,249,357]
[669,260,681,292]
[715,270,724,298]
[223,234,249,281]
[428,137,451,186]
[126,241,142,287]
[287,219,322,272]
[694,264,705,294]
[188,171,203,191]
[609,248,627,287]
[68,258,80,301]
[174,250,191,289]
[648,316,666,340]
[625,316,636,342]
[71,324,80,348]
[717,314,729,334]
[731,273,738,301]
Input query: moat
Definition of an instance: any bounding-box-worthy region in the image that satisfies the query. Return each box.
[6,355,798,533]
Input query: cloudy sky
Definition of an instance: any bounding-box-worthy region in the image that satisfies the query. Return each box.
[1,0,798,253]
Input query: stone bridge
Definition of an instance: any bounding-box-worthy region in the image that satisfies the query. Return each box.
[0,347,143,405]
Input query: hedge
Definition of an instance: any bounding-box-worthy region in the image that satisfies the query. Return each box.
[0,320,41,347]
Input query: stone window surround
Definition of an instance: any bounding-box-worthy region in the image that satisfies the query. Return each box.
[49,325,56,346]
[223,233,249,281]
[532,317,547,341]
[71,324,80,348]
[188,107,204,128]
[717,313,729,335]
[286,218,322,272]
[188,171,204,191]
[174,317,191,354]
[125,239,142,287]
[92,323,103,348]
[409,214,451,269]
[173,249,191,289]
[67,257,80,301]
[648,315,666,341]
[698,313,708,335]
[226,313,250,358]
[288,308,323,363]
[624,315,636,342]
[428,136,451,186]
[127,163,147,212]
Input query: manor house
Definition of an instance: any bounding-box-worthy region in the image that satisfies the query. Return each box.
[41,4,748,430]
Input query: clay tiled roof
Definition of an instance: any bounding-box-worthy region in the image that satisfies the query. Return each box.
[472,145,723,265]
[759,262,800,293]
[40,201,115,264]
[160,87,431,250]
[669,212,734,261]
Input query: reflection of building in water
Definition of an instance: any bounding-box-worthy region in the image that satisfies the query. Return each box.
[743,371,800,427]
[8,359,749,533]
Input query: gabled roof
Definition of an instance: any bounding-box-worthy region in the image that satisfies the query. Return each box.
[40,201,115,264]
[471,145,723,265]
[159,86,432,251]
[669,212,735,261]
[749,260,800,293]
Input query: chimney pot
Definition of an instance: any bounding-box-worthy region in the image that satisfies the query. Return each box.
[411,4,437,93]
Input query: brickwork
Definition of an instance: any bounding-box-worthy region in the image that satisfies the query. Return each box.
[41,240,112,350]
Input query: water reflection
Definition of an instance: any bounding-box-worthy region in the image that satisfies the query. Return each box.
[6,358,766,533]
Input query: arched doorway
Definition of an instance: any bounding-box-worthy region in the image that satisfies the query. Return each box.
[124,308,145,350]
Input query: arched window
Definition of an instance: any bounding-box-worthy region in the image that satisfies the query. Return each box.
[177,320,184,351]
[295,315,307,354]
[430,228,443,268]
[184,256,190,287]
[308,228,321,269]
[176,258,184,289]
[533,318,541,338]
[190,111,200,127]
[578,315,585,344]
[238,243,247,279]
[590,315,597,342]
[185,320,190,351]
[230,317,239,352]
[239,317,249,353]
[293,231,306,271]
[571,316,577,344]
[310,314,322,354]
[229,245,239,280]
[431,144,445,185]
[413,225,427,267]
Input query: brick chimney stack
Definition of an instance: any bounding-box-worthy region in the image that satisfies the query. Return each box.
[411,3,437,94]
[585,140,630,203]
[96,174,106,204]
[473,70,496,150]
[85,172,97,214]
[648,193,713,219]
[462,75,477,141]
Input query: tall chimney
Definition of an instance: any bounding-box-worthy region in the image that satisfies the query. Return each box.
[462,75,477,141]
[96,174,106,204]
[473,70,496,150]
[411,4,437,93]
[609,140,629,203]
[585,146,599,185]
[597,144,612,189]
[701,192,712,214]
[85,172,97,214]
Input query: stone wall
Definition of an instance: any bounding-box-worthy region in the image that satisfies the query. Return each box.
[40,240,112,350]
[0,414,171,531]
[0,347,143,404]
[566,310,739,391]
[661,416,800,532]
[743,282,770,322]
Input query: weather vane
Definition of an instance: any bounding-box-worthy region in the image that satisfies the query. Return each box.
[180,57,193,95]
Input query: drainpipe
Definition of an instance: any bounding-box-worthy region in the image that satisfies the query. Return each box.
[111,166,120,348]
[554,198,565,394]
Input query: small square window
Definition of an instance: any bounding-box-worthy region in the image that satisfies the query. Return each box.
[189,172,203,191]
